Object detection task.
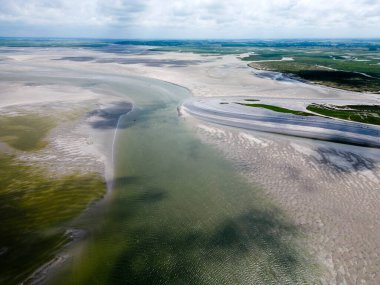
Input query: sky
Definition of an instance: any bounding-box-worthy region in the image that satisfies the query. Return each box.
[0,0,379,39]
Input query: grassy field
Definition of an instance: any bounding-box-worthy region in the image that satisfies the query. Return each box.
[239,103,315,116]
[307,104,380,125]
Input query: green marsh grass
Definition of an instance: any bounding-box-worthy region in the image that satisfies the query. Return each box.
[243,47,380,93]
[307,104,380,125]
[239,103,315,116]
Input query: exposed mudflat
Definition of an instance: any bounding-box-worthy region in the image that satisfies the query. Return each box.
[0,82,132,183]
[192,120,380,284]
[182,97,380,147]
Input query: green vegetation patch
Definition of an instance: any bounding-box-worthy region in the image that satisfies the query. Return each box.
[241,53,287,61]
[0,114,56,151]
[250,61,380,93]
[307,104,380,125]
[0,154,106,284]
[242,47,380,93]
[239,103,315,116]
[149,45,256,55]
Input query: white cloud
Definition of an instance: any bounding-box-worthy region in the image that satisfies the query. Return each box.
[0,0,379,38]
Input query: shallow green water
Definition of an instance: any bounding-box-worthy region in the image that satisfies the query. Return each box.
[0,154,106,284]
[45,76,317,284]
[0,114,56,151]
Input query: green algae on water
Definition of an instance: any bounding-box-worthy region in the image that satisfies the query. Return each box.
[0,154,106,284]
[0,114,56,151]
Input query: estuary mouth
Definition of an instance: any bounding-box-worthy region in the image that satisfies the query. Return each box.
[2,38,380,285]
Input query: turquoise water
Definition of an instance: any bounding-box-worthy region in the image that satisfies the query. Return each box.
[43,75,317,284]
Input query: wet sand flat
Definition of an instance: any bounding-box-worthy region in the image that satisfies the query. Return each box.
[192,120,380,284]
[0,46,379,284]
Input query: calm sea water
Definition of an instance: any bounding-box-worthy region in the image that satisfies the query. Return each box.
[44,75,315,284]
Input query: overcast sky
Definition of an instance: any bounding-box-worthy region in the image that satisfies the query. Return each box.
[0,0,379,39]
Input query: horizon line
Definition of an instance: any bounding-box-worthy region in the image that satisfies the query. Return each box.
[1,36,380,41]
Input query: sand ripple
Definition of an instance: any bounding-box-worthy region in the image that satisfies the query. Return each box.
[195,121,380,284]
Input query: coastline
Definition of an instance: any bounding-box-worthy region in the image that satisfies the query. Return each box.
[0,81,132,284]
[182,97,380,148]
[247,62,380,94]
[1,44,379,284]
